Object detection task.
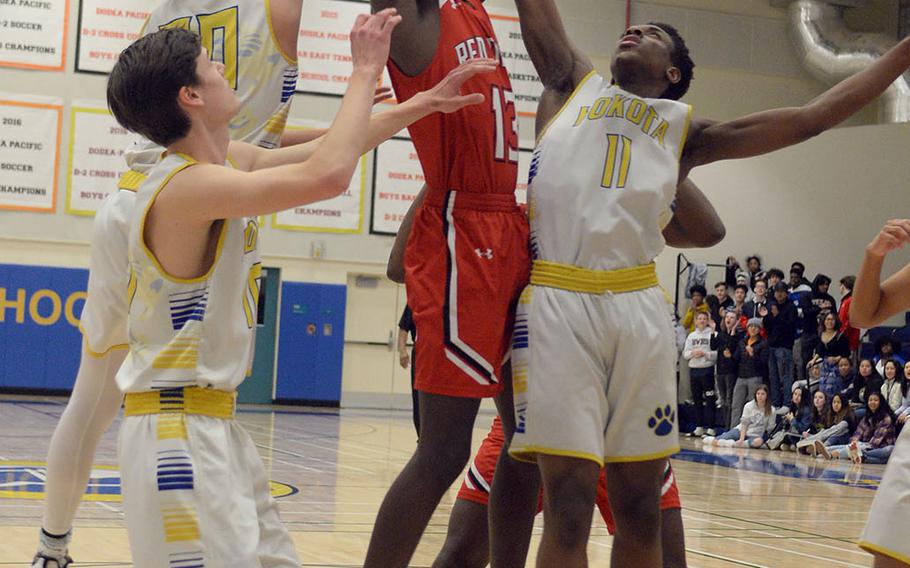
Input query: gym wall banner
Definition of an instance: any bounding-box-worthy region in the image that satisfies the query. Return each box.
[295,0,393,97]
[370,138,533,235]
[0,0,69,71]
[272,120,366,233]
[65,100,134,216]
[0,263,87,391]
[0,93,62,212]
[486,8,543,118]
[75,0,149,74]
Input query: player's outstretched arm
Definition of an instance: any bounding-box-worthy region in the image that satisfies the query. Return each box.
[254,59,494,171]
[683,35,910,170]
[850,219,910,328]
[662,178,725,248]
[278,87,394,148]
[162,10,400,220]
[513,0,594,133]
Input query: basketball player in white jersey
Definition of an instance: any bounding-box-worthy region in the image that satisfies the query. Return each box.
[101,12,492,566]
[31,2,306,566]
[850,218,910,568]
[507,2,910,565]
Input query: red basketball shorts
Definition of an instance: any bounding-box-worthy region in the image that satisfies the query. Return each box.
[458,417,682,534]
[405,190,530,399]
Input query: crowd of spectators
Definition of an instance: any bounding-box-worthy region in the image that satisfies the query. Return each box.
[680,256,910,464]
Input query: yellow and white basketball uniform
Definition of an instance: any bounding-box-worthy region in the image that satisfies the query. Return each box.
[509,72,692,466]
[116,153,297,567]
[80,0,297,356]
[858,427,910,564]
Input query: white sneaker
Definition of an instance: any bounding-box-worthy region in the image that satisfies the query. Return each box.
[706,428,717,437]
[816,441,832,460]
[767,431,786,451]
[32,554,72,568]
[717,439,735,447]
[702,436,716,445]
[692,427,705,437]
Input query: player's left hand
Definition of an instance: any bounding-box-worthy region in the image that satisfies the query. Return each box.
[422,58,498,113]
[866,219,910,258]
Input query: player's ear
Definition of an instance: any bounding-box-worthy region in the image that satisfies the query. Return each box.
[665,66,681,86]
[177,85,204,109]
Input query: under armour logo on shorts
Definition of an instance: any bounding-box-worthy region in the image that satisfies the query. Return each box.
[475,248,493,259]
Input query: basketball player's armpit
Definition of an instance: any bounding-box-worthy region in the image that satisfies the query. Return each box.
[373,0,439,77]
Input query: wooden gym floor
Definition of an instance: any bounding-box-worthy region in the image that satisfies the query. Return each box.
[0,395,885,567]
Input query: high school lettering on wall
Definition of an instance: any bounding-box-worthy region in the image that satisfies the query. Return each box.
[0,287,84,327]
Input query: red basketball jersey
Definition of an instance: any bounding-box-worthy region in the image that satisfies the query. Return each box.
[388,0,518,195]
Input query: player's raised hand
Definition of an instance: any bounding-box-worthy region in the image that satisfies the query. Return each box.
[350,8,402,77]
[421,58,498,114]
[867,219,910,258]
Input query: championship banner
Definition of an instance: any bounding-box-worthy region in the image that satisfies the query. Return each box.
[296,0,392,96]
[65,101,135,216]
[272,121,365,233]
[487,9,542,118]
[369,137,423,236]
[0,0,69,71]
[0,93,62,212]
[75,0,149,73]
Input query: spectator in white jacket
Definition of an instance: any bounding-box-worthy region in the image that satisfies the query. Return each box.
[706,386,776,448]
[684,311,718,436]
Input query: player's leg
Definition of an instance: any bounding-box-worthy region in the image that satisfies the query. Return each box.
[605,459,665,568]
[364,392,480,568]
[536,455,600,567]
[490,360,540,568]
[858,428,910,567]
[661,508,687,568]
[33,347,126,567]
[433,499,491,568]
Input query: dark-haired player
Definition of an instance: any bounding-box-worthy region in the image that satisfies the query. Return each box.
[508,1,910,565]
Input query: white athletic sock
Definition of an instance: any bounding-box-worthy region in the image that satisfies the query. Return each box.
[37,528,71,556]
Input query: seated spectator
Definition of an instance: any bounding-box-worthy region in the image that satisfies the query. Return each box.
[713,310,742,429]
[766,386,810,450]
[895,362,910,428]
[684,312,718,437]
[820,392,896,463]
[836,357,857,401]
[730,319,769,428]
[851,358,884,411]
[873,336,905,376]
[705,385,776,448]
[797,393,857,454]
[880,359,905,413]
[683,285,710,333]
[780,390,832,452]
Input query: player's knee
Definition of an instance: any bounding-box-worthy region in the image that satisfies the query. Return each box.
[433,545,487,568]
[543,476,596,548]
[416,441,472,485]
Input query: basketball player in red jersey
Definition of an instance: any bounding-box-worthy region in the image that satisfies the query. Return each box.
[364,1,531,566]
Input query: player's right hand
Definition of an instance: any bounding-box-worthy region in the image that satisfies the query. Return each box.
[421,59,499,113]
[866,219,910,258]
[350,8,402,78]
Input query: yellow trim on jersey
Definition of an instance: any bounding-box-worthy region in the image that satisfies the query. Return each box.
[161,504,200,542]
[677,104,694,161]
[124,387,236,419]
[604,446,680,464]
[530,260,658,294]
[265,0,298,65]
[117,170,147,192]
[509,445,606,468]
[858,541,910,565]
[138,159,229,285]
[79,332,128,358]
[535,70,598,145]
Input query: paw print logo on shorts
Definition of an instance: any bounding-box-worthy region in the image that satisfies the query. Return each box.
[648,405,675,437]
